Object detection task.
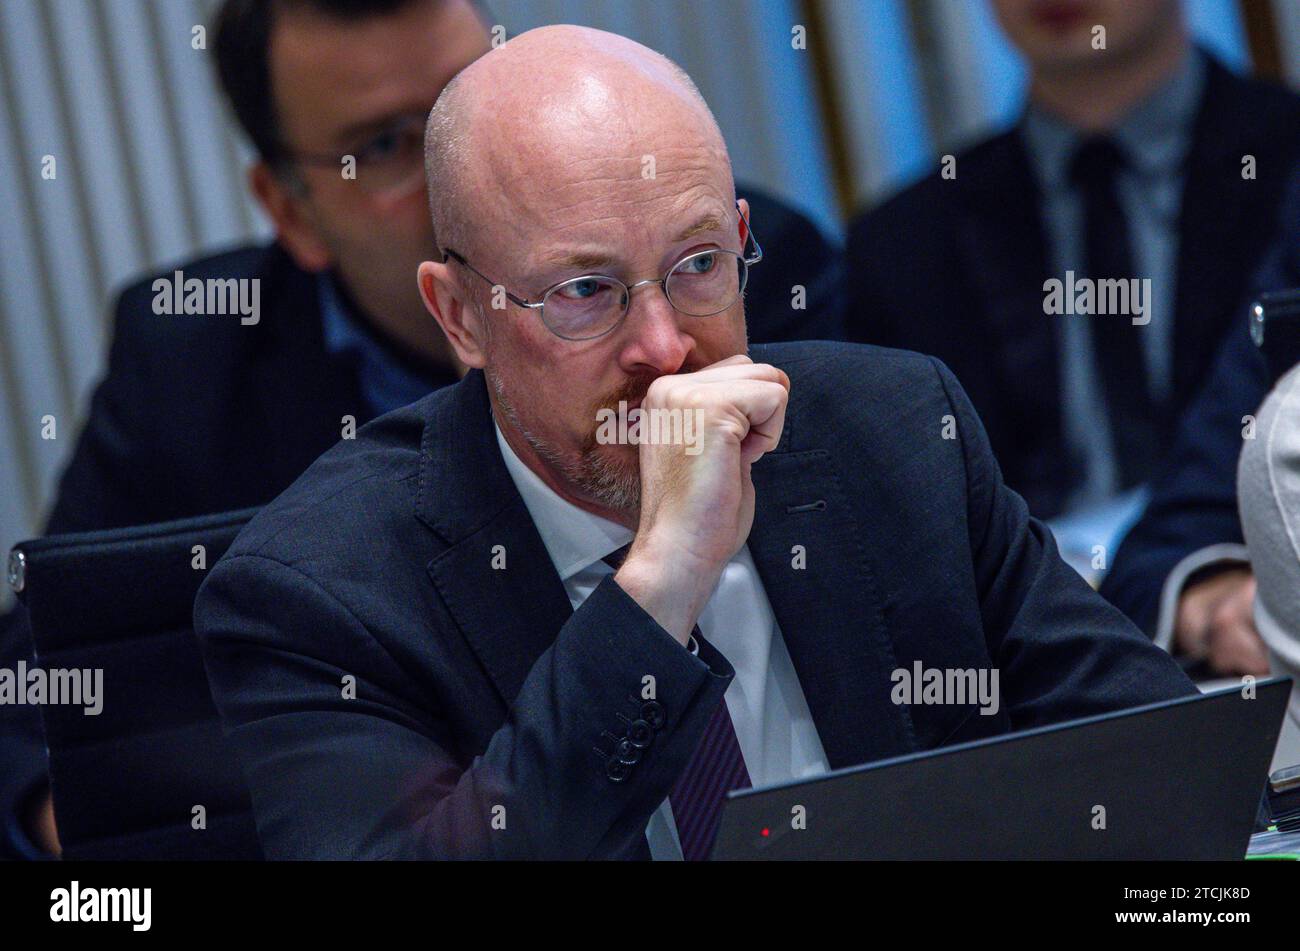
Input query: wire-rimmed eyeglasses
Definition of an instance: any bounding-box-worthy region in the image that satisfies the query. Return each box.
[441,201,763,341]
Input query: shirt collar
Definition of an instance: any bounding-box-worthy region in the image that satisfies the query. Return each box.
[319,270,369,354]
[319,272,445,416]
[494,422,633,582]
[1021,46,1206,190]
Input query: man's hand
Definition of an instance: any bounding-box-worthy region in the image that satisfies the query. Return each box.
[23,786,61,857]
[615,355,789,644]
[1174,567,1270,676]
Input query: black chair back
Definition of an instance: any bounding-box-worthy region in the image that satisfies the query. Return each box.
[10,507,262,860]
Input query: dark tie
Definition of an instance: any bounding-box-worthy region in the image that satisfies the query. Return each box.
[1068,135,1160,489]
[603,544,752,860]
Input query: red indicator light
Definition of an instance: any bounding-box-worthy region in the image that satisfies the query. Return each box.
[760,828,769,837]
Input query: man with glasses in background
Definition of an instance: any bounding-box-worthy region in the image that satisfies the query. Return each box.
[194,25,1193,861]
[0,0,842,859]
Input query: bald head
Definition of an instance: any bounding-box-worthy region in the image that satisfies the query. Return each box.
[415,25,751,522]
[423,25,730,261]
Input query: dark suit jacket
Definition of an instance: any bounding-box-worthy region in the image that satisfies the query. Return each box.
[0,185,844,858]
[193,342,1194,860]
[1100,170,1300,635]
[845,55,1300,518]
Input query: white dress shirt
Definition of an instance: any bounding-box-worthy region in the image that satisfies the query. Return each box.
[494,424,830,859]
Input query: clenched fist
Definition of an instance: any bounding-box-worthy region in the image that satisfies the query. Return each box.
[614,355,789,644]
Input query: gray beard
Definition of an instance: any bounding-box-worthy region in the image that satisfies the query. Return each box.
[487,369,641,516]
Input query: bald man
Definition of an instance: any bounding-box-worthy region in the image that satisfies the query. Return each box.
[195,26,1194,860]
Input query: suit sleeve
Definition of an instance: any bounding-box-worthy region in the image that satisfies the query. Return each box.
[930,357,1198,727]
[195,554,733,859]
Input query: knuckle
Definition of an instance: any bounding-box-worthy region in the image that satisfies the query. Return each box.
[645,376,673,404]
[681,385,708,409]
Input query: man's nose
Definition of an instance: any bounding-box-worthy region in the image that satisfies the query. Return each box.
[617,282,694,374]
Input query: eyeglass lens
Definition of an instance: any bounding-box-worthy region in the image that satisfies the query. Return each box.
[540,250,745,340]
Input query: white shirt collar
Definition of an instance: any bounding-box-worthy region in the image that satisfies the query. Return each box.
[494,422,633,582]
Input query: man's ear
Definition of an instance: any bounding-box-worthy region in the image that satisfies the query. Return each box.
[248,162,333,273]
[418,259,488,369]
[737,197,751,249]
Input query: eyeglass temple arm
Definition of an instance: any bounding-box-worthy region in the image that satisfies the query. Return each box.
[441,247,542,309]
[737,200,763,264]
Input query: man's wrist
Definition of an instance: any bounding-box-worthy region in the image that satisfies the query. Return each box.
[614,538,720,646]
[5,780,58,860]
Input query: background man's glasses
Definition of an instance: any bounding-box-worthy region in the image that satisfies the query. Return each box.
[443,203,764,341]
[283,113,427,196]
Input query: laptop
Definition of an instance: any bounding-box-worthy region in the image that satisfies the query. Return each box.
[711,678,1291,860]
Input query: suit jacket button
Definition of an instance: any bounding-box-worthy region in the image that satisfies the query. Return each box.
[639,701,665,730]
[606,758,632,783]
[626,719,653,748]
[614,738,641,764]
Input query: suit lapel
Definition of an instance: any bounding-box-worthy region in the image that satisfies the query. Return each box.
[415,370,918,765]
[955,131,1069,512]
[746,445,917,770]
[418,372,574,709]
[958,131,1056,400]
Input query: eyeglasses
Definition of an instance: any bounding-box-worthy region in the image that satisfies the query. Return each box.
[441,202,763,341]
[284,113,427,196]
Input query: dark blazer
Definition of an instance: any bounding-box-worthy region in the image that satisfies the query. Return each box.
[0,184,844,858]
[194,342,1194,860]
[1100,171,1300,635]
[845,55,1300,518]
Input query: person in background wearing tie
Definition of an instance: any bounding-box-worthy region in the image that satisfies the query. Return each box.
[846,0,1300,592]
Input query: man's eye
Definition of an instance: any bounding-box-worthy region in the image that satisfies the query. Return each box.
[363,131,401,160]
[558,278,606,300]
[683,252,717,274]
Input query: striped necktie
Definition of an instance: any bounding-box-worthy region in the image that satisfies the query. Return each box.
[603,544,752,860]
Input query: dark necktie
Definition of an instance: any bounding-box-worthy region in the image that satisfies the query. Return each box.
[1068,135,1160,489]
[603,544,751,860]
